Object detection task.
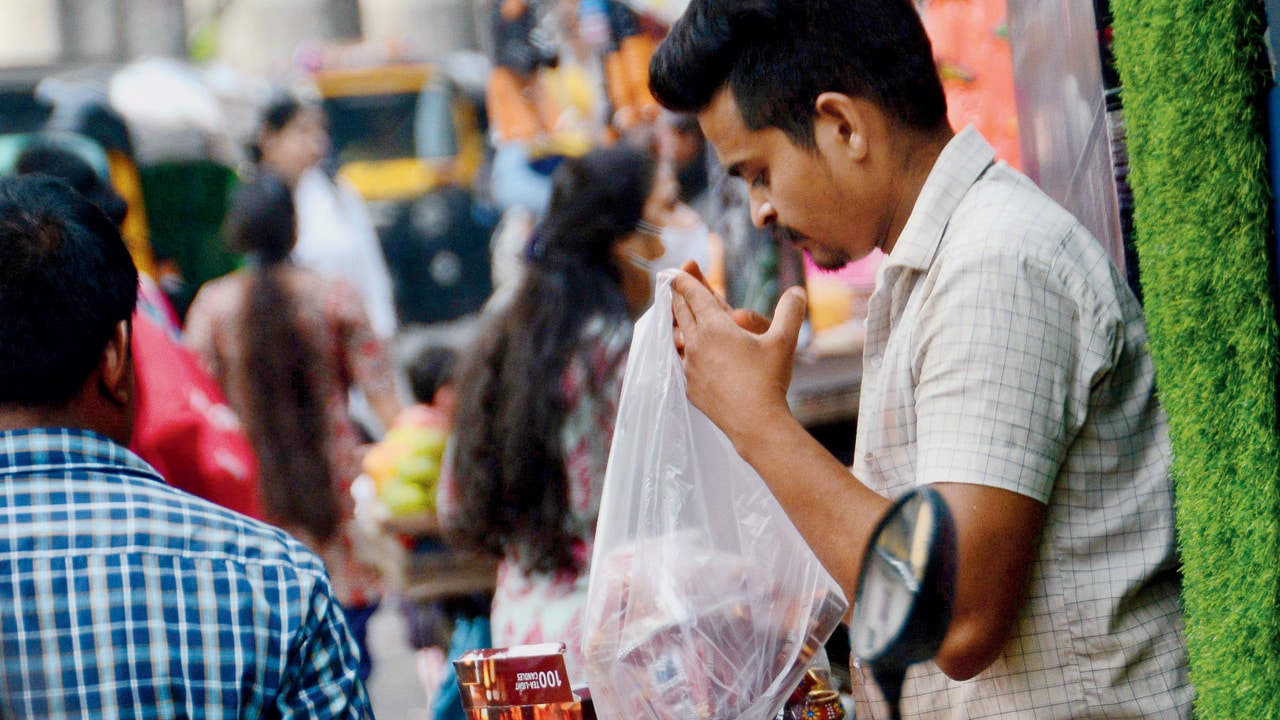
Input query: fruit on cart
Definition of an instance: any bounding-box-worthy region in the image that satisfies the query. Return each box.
[380,473,436,516]
[361,440,401,487]
[362,408,451,516]
[363,426,447,485]
[394,452,441,486]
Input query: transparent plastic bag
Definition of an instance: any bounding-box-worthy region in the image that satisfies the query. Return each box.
[583,275,848,720]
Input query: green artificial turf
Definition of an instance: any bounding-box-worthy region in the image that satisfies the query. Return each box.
[1110,0,1280,716]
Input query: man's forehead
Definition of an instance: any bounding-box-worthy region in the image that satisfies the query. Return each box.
[697,88,755,173]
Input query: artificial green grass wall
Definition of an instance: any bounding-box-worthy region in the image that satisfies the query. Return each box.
[1110,1,1280,716]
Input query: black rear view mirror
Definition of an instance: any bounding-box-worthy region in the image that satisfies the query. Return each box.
[851,486,958,720]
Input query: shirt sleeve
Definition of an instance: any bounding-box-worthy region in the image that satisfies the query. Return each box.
[273,576,374,718]
[910,240,1117,503]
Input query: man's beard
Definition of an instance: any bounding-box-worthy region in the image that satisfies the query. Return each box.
[770,223,850,270]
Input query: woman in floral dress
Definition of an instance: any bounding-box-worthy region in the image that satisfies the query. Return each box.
[441,145,678,686]
[184,173,403,680]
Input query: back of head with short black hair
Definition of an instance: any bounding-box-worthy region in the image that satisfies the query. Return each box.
[408,346,459,405]
[649,0,948,148]
[0,174,138,407]
[15,143,129,227]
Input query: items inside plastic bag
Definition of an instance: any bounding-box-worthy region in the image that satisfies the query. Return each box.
[583,276,848,720]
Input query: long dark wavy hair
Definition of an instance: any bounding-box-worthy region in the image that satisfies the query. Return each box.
[225,173,340,542]
[448,145,657,575]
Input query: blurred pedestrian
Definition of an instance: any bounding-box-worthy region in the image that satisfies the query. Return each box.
[13,142,262,520]
[0,173,370,718]
[184,172,404,683]
[247,95,391,335]
[440,145,674,686]
[388,344,496,718]
[253,96,399,339]
[254,95,403,442]
[657,111,712,218]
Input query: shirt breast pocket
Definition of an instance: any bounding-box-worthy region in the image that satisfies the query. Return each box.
[858,444,917,497]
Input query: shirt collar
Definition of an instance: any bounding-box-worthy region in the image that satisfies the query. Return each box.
[0,426,165,483]
[885,126,996,272]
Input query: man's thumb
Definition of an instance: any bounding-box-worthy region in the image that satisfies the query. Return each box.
[766,285,808,347]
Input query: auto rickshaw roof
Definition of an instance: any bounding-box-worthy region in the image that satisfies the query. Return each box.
[311,63,435,99]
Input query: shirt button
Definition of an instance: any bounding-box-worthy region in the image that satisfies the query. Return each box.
[869,354,884,369]
[864,451,874,462]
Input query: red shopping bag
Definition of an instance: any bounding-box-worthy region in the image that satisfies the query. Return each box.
[129,311,262,519]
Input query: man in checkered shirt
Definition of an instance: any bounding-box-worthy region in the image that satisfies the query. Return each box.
[0,174,371,718]
[650,0,1193,717]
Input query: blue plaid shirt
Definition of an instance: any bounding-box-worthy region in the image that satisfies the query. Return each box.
[0,427,373,719]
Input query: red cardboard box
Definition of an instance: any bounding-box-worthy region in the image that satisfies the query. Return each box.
[454,643,596,720]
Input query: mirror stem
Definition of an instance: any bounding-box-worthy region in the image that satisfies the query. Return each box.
[872,666,906,720]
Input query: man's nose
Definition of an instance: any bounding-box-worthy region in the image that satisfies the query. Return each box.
[749,197,776,229]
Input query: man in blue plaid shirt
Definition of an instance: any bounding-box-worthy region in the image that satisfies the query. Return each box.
[0,174,373,718]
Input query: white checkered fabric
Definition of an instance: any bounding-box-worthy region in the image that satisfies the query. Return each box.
[848,127,1192,719]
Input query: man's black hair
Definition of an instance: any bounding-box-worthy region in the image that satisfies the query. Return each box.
[0,174,138,407]
[15,143,129,226]
[407,345,459,405]
[649,0,948,148]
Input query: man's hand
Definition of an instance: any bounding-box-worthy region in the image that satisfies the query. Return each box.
[675,260,762,356]
[668,267,807,450]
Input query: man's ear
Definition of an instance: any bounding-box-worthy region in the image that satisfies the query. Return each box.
[98,319,132,407]
[814,92,877,160]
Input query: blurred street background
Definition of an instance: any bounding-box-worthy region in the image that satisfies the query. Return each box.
[0,4,739,718]
[0,1,1047,717]
[0,1,481,74]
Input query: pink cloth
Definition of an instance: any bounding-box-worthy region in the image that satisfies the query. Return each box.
[803,248,884,287]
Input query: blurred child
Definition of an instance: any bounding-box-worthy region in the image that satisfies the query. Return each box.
[392,345,492,719]
[403,345,461,427]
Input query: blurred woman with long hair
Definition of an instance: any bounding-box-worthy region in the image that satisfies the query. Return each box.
[184,172,402,681]
[253,96,398,338]
[440,145,676,685]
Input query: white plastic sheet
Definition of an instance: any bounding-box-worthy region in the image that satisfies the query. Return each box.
[1008,0,1126,272]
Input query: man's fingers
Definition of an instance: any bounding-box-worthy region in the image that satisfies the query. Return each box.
[668,269,724,320]
[671,284,697,333]
[680,259,705,283]
[679,260,732,312]
[732,309,770,335]
[765,285,808,350]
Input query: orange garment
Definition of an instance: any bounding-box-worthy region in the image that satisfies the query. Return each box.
[487,66,562,144]
[603,33,660,132]
[487,4,658,145]
[921,0,1021,169]
[105,149,157,278]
